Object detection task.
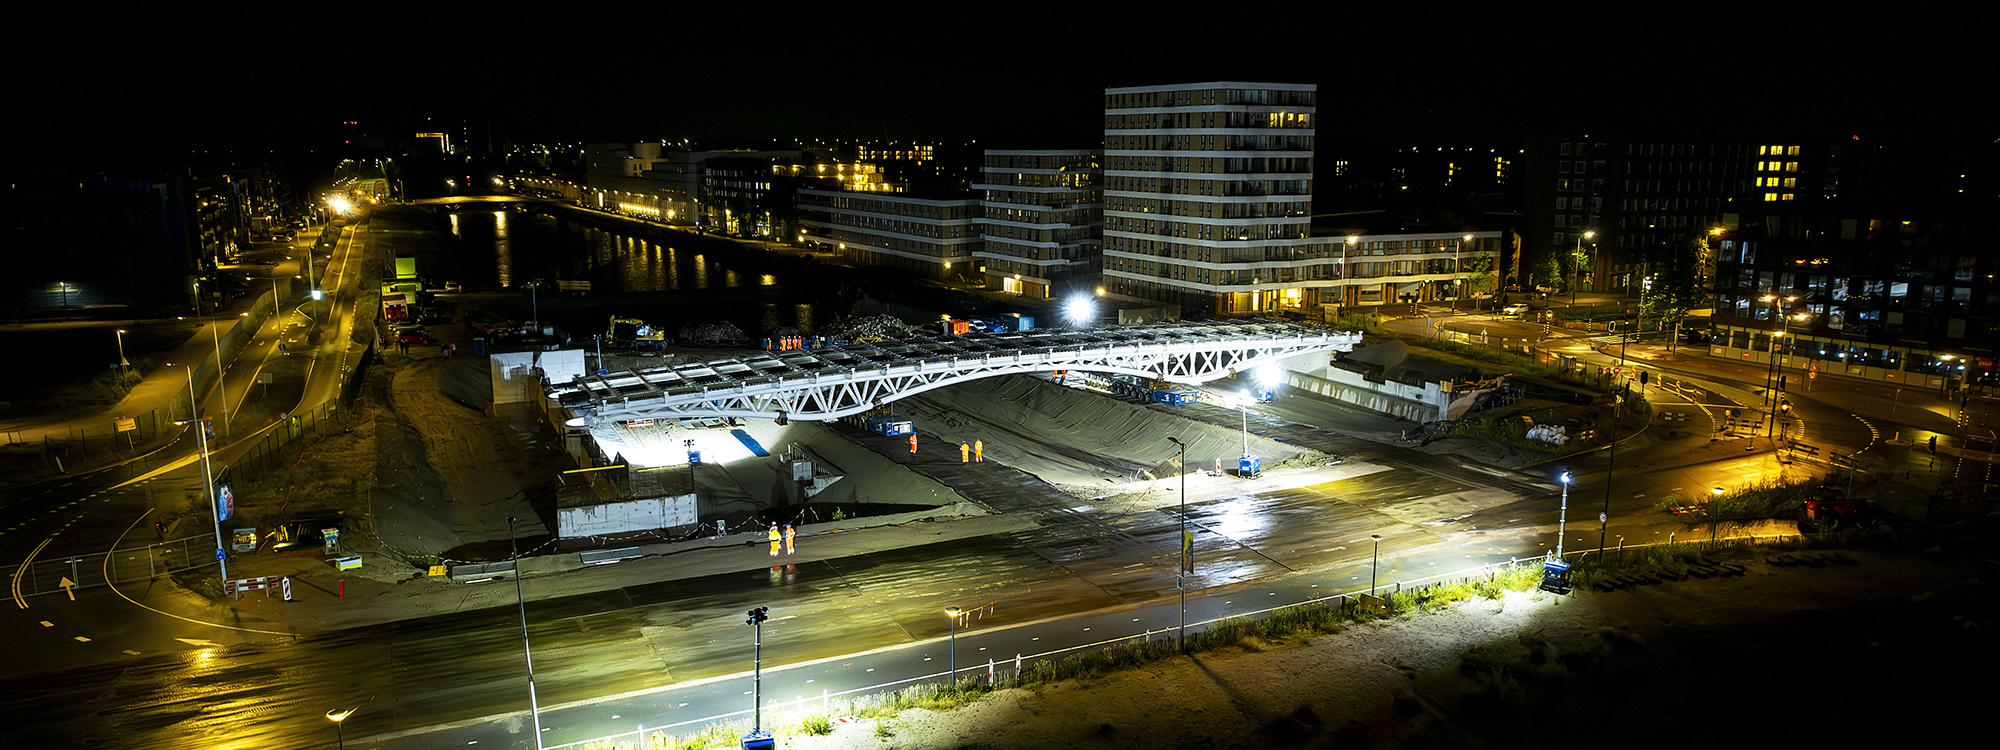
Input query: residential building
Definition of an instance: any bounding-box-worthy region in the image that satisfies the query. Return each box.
[976,149,1102,299]
[797,189,982,280]
[1707,139,1999,391]
[1101,82,1318,315]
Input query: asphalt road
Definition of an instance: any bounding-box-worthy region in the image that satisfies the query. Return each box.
[5,252,1992,749]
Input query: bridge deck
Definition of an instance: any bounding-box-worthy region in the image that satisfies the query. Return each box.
[552,319,1361,423]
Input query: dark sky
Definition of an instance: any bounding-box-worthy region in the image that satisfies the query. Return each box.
[6,4,1993,168]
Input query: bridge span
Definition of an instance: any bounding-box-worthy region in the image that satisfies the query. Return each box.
[553,319,1361,424]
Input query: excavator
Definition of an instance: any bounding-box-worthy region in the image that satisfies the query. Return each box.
[607,316,672,350]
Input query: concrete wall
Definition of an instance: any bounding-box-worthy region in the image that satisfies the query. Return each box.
[558,493,698,538]
[1282,366,1446,423]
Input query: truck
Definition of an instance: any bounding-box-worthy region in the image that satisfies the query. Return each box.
[865,415,914,436]
[607,316,671,350]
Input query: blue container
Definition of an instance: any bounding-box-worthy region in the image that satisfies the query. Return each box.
[1238,455,1261,477]
[740,730,775,750]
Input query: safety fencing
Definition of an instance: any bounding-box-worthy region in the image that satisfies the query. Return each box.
[542,529,1806,750]
[5,534,219,603]
[216,400,356,485]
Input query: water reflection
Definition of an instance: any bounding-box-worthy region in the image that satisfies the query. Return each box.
[493,211,512,287]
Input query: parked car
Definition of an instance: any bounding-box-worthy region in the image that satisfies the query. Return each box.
[1501,303,1530,316]
[396,330,436,345]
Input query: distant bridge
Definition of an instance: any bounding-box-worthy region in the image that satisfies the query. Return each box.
[553,319,1362,423]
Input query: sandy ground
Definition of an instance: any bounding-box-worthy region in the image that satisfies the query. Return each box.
[748,546,1990,750]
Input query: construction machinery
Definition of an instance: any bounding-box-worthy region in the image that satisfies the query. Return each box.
[607,316,672,350]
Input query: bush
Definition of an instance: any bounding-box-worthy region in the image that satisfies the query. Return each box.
[799,714,834,735]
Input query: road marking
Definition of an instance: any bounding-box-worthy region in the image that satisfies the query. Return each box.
[74,636,90,642]
[12,537,53,609]
[59,577,77,601]
[174,637,221,647]
[123,650,142,656]
[39,621,53,627]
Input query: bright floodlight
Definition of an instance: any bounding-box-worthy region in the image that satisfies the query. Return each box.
[328,196,353,215]
[1253,365,1283,387]
[1560,471,1572,484]
[1063,296,1094,326]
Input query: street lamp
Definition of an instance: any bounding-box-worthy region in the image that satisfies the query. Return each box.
[943,606,962,681]
[508,516,544,750]
[1166,436,1188,652]
[324,708,355,750]
[115,329,129,370]
[172,363,227,583]
[1555,471,1573,559]
[1572,231,1594,306]
[1368,534,1384,596]
[1238,390,1253,476]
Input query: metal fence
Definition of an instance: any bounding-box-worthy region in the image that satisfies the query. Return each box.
[4,534,218,603]
[542,531,1805,750]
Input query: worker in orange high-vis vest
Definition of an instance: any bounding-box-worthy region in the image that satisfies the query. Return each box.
[784,524,796,555]
[768,523,781,557]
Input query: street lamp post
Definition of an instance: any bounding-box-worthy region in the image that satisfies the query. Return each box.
[1368,534,1384,596]
[115,329,129,371]
[508,517,544,750]
[1238,391,1252,475]
[744,606,770,739]
[1571,231,1594,306]
[1166,436,1188,651]
[1598,393,1624,556]
[175,364,227,583]
[324,708,355,750]
[943,606,962,681]
[1555,471,1573,559]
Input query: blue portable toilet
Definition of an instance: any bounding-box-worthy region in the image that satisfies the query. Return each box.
[1238,455,1261,478]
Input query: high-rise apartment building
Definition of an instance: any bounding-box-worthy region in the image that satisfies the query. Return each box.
[976,149,1102,299]
[1101,82,1317,315]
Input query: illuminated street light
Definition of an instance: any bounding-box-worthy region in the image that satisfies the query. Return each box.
[1572,231,1595,306]
[1555,470,1573,560]
[944,606,963,681]
[1063,295,1094,327]
[324,708,356,750]
[115,329,129,370]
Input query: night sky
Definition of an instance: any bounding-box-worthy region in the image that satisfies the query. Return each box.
[6,4,1993,168]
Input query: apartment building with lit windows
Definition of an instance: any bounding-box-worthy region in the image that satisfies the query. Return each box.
[1521,136,1752,294]
[1100,82,1319,315]
[796,189,983,279]
[1707,139,2000,391]
[976,150,1102,299]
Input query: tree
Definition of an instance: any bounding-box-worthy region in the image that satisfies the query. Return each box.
[1641,234,1710,353]
[1464,254,1497,310]
[1531,251,1561,293]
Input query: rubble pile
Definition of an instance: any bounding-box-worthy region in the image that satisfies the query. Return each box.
[821,314,919,341]
[677,320,750,347]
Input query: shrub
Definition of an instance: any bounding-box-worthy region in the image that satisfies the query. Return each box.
[799,714,834,735]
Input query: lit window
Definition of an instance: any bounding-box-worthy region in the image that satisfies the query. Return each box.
[1787,146,1800,155]
[1764,193,1779,202]
[1782,193,1794,201]
[1786,162,1798,171]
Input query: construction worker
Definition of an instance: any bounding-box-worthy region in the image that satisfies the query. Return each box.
[784,524,796,556]
[767,523,781,557]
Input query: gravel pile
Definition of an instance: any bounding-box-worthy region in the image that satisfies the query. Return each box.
[677,320,750,347]
[821,314,919,341]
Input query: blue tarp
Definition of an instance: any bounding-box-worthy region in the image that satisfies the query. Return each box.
[730,429,770,457]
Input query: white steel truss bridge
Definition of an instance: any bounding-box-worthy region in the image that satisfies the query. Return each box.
[553,319,1361,424]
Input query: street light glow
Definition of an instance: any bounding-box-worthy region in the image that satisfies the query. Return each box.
[1063,296,1094,326]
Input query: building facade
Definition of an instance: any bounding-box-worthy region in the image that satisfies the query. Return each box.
[1707,140,1999,392]
[976,149,1102,299]
[1101,82,1318,315]
[796,189,983,280]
